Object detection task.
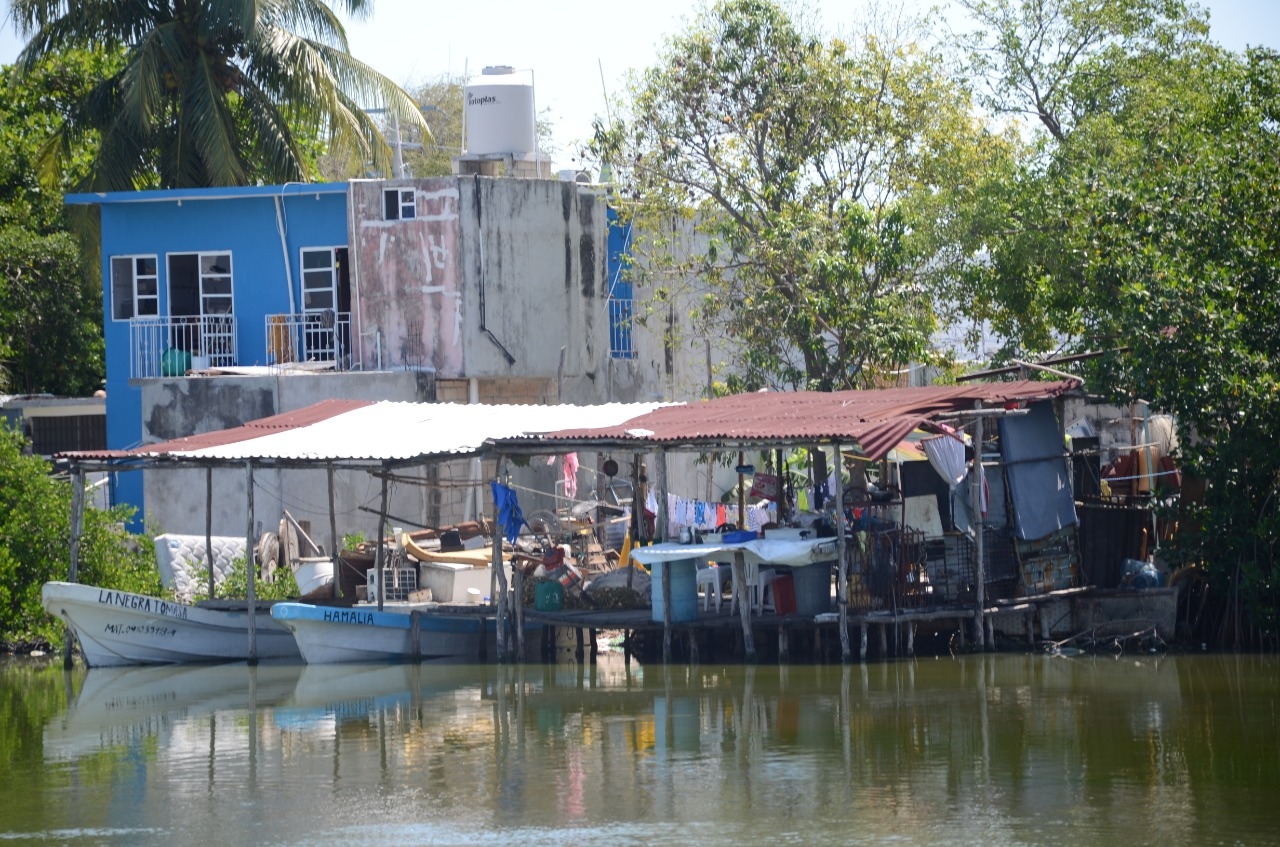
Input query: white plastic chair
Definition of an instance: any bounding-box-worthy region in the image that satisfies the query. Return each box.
[731,561,776,614]
[697,562,730,611]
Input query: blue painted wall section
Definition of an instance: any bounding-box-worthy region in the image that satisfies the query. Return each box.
[66,184,349,521]
[606,206,635,360]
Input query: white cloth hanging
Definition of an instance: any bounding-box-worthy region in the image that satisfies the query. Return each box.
[923,427,967,486]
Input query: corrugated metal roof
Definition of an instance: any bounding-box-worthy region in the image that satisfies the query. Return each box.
[520,381,1080,460]
[132,399,374,457]
[60,398,374,461]
[128,400,671,464]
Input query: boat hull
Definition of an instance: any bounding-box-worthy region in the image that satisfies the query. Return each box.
[271,602,536,664]
[42,581,300,667]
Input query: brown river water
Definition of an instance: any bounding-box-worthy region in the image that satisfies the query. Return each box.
[1,651,1276,846]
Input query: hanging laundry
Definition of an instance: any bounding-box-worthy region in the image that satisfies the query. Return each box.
[490,482,528,543]
[562,452,580,500]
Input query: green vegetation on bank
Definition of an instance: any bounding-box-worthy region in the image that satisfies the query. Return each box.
[0,427,159,651]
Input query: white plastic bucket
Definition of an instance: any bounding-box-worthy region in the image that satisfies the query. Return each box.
[295,558,334,594]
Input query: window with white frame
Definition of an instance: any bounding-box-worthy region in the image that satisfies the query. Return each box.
[301,247,337,313]
[109,255,158,320]
[383,187,416,221]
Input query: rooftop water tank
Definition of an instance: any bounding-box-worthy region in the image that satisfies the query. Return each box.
[465,66,536,156]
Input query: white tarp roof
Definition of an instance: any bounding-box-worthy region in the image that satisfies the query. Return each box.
[136,400,673,464]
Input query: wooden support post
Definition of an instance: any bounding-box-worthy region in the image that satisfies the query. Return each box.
[245,462,257,665]
[972,404,986,650]
[833,442,852,663]
[878,623,887,657]
[514,569,525,662]
[410,610,422,660]
[478,615,487,662]
[656,450,672,664]
[778,625,790,664]
[63,466,86,667]
[374,470,389,613]
[575,627,585,662]
[1040,608,1051,641]
[906,622,915,656]
[860,622,868,661]
[205,467,215,601]
[985,614,995,649]
[494,471,511,663]
[328,465,340,598]
[1026,610,1036,646]
[590,628,598,663]
[541,624,553,662]
[688,630,699,664]
[733,552,757,663]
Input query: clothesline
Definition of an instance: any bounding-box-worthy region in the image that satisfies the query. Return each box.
[654,490,777,533]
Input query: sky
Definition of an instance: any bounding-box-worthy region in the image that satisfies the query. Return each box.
[2,0,1277,173]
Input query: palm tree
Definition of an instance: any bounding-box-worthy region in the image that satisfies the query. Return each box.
[11,0,428,189]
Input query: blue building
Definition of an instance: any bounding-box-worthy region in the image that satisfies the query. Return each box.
[67,178,665,531]
[66,183,351,514]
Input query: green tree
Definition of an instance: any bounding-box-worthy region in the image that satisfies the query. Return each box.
[594,0,1014,393]
[959,0,1280,643]
[0,426,160,649]
[10,0,430,190]
[0,49,117,394]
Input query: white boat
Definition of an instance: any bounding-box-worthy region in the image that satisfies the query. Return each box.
[271,601,538,664]
[42,581,301,667]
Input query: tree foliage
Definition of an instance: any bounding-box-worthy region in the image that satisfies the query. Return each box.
[960,0,1280,642]
[0,49,116,394]
[0,427,160,650]
[11,0,430,190]
[594,0,1014,392]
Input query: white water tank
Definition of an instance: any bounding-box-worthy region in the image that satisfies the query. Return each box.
[465,66,536,156]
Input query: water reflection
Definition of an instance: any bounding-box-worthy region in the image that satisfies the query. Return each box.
[19,653,1280,847]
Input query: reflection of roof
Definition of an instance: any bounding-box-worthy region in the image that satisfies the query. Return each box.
[519,381,1079,461]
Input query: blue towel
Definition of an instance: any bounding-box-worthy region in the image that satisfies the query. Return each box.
[490,482,528,544]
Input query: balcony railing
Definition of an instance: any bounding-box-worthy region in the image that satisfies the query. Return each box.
[128,315,237,379]
[608,297,636,360]
[265,312,352,372]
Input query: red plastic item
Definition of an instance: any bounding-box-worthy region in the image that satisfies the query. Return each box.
[772,573,797,615]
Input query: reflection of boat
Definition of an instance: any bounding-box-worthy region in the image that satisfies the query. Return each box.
[271,601,537,664]
[43,662,304,761]
[42,581,300,667]
[276,661,484,729]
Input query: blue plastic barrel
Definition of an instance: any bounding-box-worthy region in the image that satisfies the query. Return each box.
[650,558,698,622]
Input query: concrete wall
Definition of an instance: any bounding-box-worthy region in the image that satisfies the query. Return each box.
[348,176,614,400]
[141,372,435,539]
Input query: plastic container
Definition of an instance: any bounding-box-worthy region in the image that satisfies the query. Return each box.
[160,348,192,377]
[772,573,797,615]
[650,558,698,622]
[295,557,334,594]
[792,563,833,615]
[723,530,757,544]
[534,580,563,611]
